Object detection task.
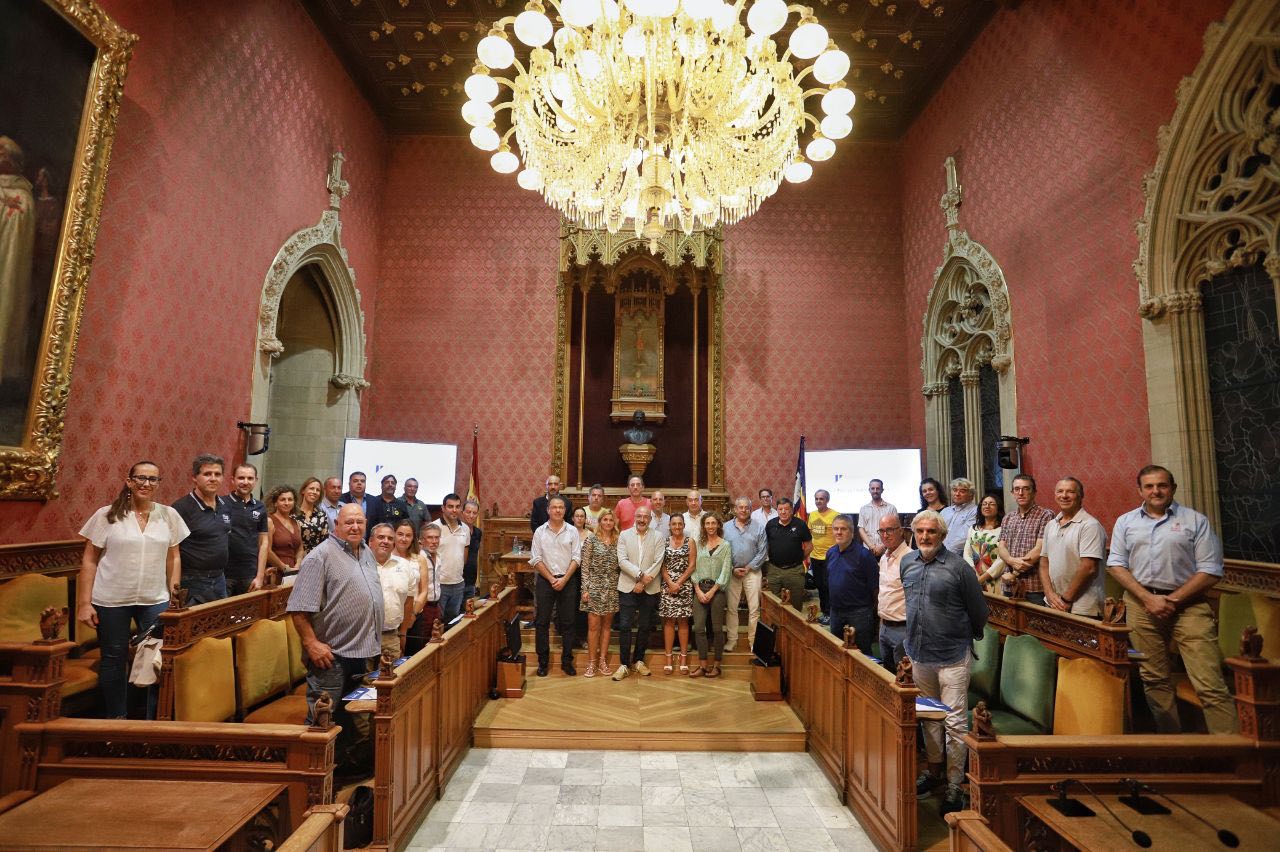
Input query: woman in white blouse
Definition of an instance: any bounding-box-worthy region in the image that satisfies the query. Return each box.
[77,461,189,718]
[963,491,1006,587]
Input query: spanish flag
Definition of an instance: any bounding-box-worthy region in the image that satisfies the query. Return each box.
[466,424,480,504]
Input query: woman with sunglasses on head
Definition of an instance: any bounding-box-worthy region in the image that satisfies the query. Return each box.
[77,461,190,719]
[295,477,328,557]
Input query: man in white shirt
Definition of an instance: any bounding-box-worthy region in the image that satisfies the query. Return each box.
[370,523,418,659]
[876,513,912,671]
[613,505,664,680]
[858,479,899,557]
[529,495,581,677]
[650,490,671,541]
[683,490,708,546]
[751,488,779,528]
[429,493,471,623]
[1037,477,1107,617]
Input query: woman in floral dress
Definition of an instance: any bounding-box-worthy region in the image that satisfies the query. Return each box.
[658,513,696,674]
[579,509,620,677]
[964,491,1006,587]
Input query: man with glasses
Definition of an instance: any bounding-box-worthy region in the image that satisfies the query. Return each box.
[996,474,1054,605]
[173,454,232,604]
[751,488,778,527]
[876,513,912,671]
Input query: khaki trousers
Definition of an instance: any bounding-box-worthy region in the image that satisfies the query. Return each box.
[767,562,807,611]
[726,569,762,649]
[1124,593,1237,735]
[913,654,970,787]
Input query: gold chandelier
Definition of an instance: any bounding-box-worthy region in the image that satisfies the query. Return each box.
[463,0,855,249]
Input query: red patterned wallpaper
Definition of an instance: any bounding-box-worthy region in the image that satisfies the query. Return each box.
[366,137,910,515]
[900,0,1231,527]
[0,0,386,543]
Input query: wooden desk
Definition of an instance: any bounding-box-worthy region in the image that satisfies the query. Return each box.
[0,778,287,850]
[1018,792,1280,851]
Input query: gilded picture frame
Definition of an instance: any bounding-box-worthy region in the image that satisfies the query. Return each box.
[0,0,136,500]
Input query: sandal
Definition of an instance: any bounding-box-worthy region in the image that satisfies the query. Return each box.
[584,661,596,678]
[679,653,689,674]
[706,662,720,678]
[598,658,612,676]
[689,665,705,678]
[663,654,674,674]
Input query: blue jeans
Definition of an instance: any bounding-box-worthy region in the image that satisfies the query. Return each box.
[305,655,371,768]
[180,572,227,605]
[439,582,466,623]
[879,621,908,673]
[829,604,876,657]
[94,601,168,719]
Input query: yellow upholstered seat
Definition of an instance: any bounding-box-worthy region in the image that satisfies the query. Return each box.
[62,658,99,697]
[284,615,307,684]
[234,618,290,716]
[1053,657,1125,734]
[1217,593,1257,659]
[0,574,68,643]
[173,636,235,722]
[242,693,309,725]
[1249,594,1280,657]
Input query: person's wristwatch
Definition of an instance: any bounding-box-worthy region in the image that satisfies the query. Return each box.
[1061,595,1074,606]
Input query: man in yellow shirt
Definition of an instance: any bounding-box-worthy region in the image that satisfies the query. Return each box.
[807,489,840,624]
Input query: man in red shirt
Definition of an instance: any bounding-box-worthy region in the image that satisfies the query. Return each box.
[613,475,652,531]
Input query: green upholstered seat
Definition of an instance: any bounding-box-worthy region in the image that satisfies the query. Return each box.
[992,634,1057,734]
[967,625,1001,708]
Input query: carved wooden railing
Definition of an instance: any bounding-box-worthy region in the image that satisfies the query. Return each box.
[278,804,349,852]
[13,717,337,829]
[984,592,1133,678]
[0,540,81,581]
[944,810,1012,852]
[1221,558,1280,597]
[762,591,920,851]
[156,585,292,720]
[0,638,75,797]
[370,587,515,852]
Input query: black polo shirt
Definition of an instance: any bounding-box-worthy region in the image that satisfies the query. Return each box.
[367,496,410,535]
[464,525,483,585]
[224,493,268,580]
[765,516,812,567]
[174,491,231,576]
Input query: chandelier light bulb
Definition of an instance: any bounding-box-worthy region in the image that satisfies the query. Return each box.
[561,0,601,28]
[517,167,544,190]
[789,21,828,59]
[682,0,718,21]
[469,125,500,151]
[622,26,646,58]
[478,34,515,69]
[806,135,835,162]
[746,0,787,37]
[651,0,680,16]
[514,10,554,47]
[578,48,603,79]
[491,147,520,173]
[464,73,499,103]
[820,112,853,140]
[813,47,850,85]
[821,85,856,116]
[784,158,812,183]
[711,3,737,32]
[461,99,496,127]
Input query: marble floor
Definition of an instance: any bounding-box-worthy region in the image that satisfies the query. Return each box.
[408,748,878,851]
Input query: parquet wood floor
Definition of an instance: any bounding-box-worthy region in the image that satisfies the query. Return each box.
[474,670,806,752]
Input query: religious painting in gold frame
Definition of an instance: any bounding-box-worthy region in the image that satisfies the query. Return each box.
[0,0,136,500]
[611,266,667,423]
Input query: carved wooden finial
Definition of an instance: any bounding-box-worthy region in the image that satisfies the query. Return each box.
[973,700,996,740]
[489,582,501,601]
[1241,626,1265,661]
[309,692,335,731]
[38,606,68,642]
[264,566,281,589]
[895,656,914,688]
[463,598,478,618]
[429,618,445,643]
[806,604,820,624]
[843,625,857,650]
[379,652,397,679]
[168,584,189,611]
[1008,575,1027,601]
[780,588,791,606]
[1103,597,1126,624]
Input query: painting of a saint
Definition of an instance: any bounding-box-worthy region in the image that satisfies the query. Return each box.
[618,309,659,395]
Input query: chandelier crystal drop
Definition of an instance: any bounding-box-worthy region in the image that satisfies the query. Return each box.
[464,0,854,249]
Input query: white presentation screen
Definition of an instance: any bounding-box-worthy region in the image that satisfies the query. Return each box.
[804,448,923,515]
[341,439,458,502]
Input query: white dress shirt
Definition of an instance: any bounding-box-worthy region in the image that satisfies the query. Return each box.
[530,521,581,577]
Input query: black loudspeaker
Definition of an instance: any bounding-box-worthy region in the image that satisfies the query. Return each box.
[996,436,1029,470]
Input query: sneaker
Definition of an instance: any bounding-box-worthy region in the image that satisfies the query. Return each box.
[939,784,965,816]
[817,614,831,625]
[612,664,630,682]
[916,771,943,799]
[633,660,651,676]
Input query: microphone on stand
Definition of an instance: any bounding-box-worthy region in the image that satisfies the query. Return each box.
[1047,778,1094,818]
[1120,779,1240,848]
[1075,779,1152,848]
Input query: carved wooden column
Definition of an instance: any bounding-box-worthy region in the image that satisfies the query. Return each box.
[961,370,984,487]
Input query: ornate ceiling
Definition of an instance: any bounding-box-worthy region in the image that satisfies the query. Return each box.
[304,0,1000,138]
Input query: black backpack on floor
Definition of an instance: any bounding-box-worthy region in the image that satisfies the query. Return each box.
[343,785,374,849]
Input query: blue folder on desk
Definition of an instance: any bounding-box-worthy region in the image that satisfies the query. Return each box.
[915,696,951,713]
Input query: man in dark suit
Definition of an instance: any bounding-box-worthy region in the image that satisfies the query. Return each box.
[530,474,573,532]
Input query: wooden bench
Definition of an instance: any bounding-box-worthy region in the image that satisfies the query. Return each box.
[983,591,1133,679]
[762,591,920,851]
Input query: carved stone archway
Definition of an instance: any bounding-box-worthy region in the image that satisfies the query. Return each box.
[249,153,369,476]
[921,158,1018,491]
[1133,0,1280,525]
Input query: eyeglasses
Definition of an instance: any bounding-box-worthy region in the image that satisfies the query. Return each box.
[130,475,161,484]
[881,526,902,533]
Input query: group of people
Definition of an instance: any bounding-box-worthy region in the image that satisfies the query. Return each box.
[527,465,1237,816]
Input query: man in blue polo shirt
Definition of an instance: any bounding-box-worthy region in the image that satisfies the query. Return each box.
[173,454,231,604]
[224,463,268,595]
[1107,464,1235,734]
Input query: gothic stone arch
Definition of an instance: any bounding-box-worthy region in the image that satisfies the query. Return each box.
[921,157,1018,491]
[1133,0,1280,525]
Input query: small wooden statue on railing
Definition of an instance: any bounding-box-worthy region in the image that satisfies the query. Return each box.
[972,700,996,740]
[263,566,281,589]
[463,598,478,619]
[780,588,791,606]
[1241,626,1264,661]
[309,692,335,732]
[489,582,502,602]
[428,618,445,644]
[895,656,914,688]
[379,652,398,679]
[843,625,857,650]
[1103,596,1126,624]
[38,605,68,643]
[805,603,820,623]
[168,584,189,611]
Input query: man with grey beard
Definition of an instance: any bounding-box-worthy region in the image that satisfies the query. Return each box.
[901,509,988,817]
